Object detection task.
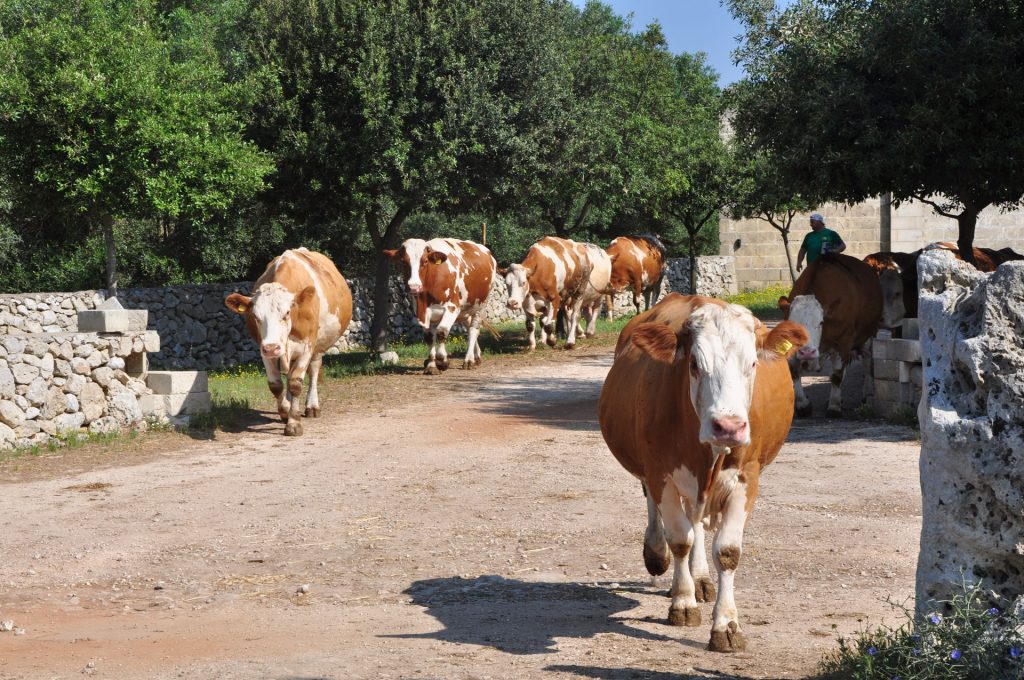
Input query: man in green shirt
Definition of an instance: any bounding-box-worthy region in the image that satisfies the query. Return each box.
[796,213,846,272]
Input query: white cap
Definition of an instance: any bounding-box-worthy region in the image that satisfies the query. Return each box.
[810,213,825,224]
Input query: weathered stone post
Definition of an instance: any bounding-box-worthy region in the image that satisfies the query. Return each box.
[916,250,1024,615]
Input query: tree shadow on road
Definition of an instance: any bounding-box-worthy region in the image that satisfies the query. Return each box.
[386,575,672,655]
[544,664,783,680]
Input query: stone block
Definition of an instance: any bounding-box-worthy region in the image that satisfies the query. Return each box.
[873,359,900,381]
[141,391,211,417]
[901,318,920,340]
[147,370,208,395]
[872,338,892,361]
[77,310,130,333]
[874,379,905,403]
[889,339,921,362]
[143,330,160,353]
[124,352,148,378]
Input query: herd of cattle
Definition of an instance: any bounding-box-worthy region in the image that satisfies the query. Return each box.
[219,234,1020,652]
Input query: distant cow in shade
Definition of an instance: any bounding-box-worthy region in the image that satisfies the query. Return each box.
[606,235,667,315]
[385,238,496,375]
[503,236,594,350]
[225,248,353,436]
[578,243,613,338]
[778,253,882,418]
[599,293,807,652]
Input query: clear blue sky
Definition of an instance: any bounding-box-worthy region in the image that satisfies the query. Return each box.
[570,1,748,85]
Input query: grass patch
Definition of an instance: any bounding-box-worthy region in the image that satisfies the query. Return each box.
[725,285,790,321]
[819,578,1023,680]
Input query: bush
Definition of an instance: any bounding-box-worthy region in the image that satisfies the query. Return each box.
[819,578,1024,680]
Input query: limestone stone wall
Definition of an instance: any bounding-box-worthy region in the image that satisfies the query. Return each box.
[915,250,1024,614]
[0,255,734,370]
[720,199,1024,291]
[0,331,159,451]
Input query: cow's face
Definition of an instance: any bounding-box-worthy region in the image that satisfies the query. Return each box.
[781,294,824,371]
[878,269,906,329]
[504,264,531,311]
[632,304,808,448]
[384,239,431,295]
[226,282,315,359]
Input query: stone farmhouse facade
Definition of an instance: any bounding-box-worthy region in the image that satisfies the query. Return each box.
[719,196,1024,290]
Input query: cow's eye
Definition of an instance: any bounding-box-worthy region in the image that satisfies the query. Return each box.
[689,357,699,376]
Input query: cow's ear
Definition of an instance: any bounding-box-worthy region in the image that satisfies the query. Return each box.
[631,322,678,363]
[497,266,509,276]
[225,293,252,315]
[427,251,447,265]
[382,248,401,261]
[777,296,791,318]
[761,320,809,359]
[294,286,316,308]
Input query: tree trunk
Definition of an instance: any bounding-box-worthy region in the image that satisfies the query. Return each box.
[687,228,698,294]
[102,216,118,296]
[781,229,795,282]
[367,205,412,354]
[956,204,982,266]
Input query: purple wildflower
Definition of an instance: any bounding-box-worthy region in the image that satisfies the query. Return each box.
[986,607,999,617]
[868,646,878,656]
[950,649,962,661]
[1011,646,1021,659]
[929,613,942,625]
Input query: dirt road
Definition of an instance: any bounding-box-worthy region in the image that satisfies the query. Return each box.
[0,346,921,679]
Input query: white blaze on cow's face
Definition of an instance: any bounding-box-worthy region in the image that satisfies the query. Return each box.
[397,239,430,295]
[504,264,530,310]
[250,282,297,359]
[787,294,824,371]
[685,304,759,448]
[878,269,906,329]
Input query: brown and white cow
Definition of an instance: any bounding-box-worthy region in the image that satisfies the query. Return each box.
[778,253,882,418]
[225,248,352,436]
[503,236,594,350]
[385,238,496,375]
[863,251,916,330]
[599,294,807,652]
[606,234,667,316]
[578,243,612,338]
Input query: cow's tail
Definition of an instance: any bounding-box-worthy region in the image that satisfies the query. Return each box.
[482,319,502,341]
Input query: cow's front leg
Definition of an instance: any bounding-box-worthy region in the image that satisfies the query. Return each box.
[642,483,670,577]
[708,485,750,652]
[690,516,716,603]
[284,348,312,436]
[423,328,441,375]
[433,304,460,372]
[790,357,811,417]
[657,488,701,627]
[303,353,324,418]
[524,315,537,351]
[262,355,289,423]
[633,283,643,315]
[542,296,560,348]
[827,356,846,418]
[463,315,483,369]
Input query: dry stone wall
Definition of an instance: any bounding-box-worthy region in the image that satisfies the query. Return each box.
[915,250,1024,615]
[0,256,735,370]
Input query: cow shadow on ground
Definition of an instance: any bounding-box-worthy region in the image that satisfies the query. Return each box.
[470,378,605,432]
[386,575,672,655]
[544,665,779,680]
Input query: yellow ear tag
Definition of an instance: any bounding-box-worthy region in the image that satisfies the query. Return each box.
[776,339,793,355]
[238,303,247,313]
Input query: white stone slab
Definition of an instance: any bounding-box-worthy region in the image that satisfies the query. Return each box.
[147,371,208,395]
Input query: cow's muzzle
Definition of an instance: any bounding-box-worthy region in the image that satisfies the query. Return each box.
[506,300,520,310]
[261,343,284,358]
[710,416,749,447]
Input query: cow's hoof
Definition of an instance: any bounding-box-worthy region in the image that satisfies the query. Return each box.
[304,407,321,418]
[694,577,717,603]
[795,403,812,418]
[564,342,575,350]
[668,606,701,627]
[643,541,670,576]
[423,365,440,376]
[585,331,596,338]
[826,407,842,418]
[284,421,303,436]
[545,338,557,348]
[463,361,474,370]
[278,411,289,423]
[708,622,747,652]
[436,359,450,371]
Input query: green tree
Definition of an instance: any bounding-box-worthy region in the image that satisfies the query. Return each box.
[728,0,1024,262]
[0,0,271,293]
[243,0,569,352]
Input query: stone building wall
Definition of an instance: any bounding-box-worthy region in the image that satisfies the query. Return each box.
[0,256,735,371]
[915,250,1024,615]
[719,199,1024,291]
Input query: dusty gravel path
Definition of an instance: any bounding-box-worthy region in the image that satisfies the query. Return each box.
[0,346,921,679]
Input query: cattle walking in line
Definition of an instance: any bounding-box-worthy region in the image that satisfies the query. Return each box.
[384,238,496,375]
[578,243,612,338]
[225,248,353,436]
[926,242,1024,272]
[778,253,882,418]
[502,236,594,350]
[606,234,667,317]
[599,294,807,652]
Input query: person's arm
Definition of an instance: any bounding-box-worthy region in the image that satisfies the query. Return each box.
[796,244,807,272]
[833,234,846,254]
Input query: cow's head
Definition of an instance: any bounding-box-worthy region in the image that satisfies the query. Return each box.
[632,302,808,449]
[877,268,906,329]
[225,282,316,359]
[503,263,531,311]
[778,294,832,371]
[384,239,447,296]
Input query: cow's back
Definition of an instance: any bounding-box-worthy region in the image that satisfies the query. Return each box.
[791,253,881,354]
[524,236,590,301]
